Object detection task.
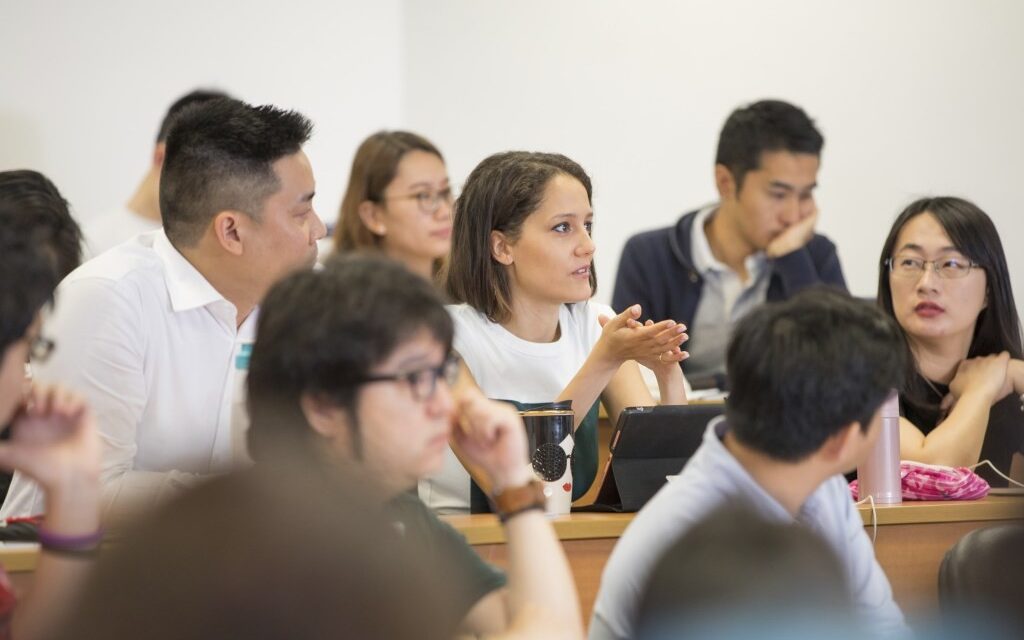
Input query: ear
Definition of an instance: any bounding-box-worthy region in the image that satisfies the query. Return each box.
[357,201,387,237]
[211,210,248,256]
[490,230,514,266]
[820,421,862,467]
[153,142,167,169]
[714,164,738,201]
[299,393,352,443]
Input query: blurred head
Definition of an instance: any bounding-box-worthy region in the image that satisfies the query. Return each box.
[247,254,455,494]
[636,505,855,640]
[877,197,1021,370]
[335,131,451,275]
[0,169,82,280]
[445,151,596,323]
[713,100,823,254]
[160,98,326,294]
[155,89,232,145]
[51,464,453,640]
[726,288,905,467]
[0,212,57,425]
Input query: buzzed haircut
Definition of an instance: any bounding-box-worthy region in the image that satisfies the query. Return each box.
[0,169,82,281]
[158,98,312,247]
[155,89,231,143]
[716,99,824,190]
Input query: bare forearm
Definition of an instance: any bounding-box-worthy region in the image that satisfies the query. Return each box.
[503,511,584,638]
[557,353,619,430]
[14,479,100,640]
[901,393,992,467]
[654,365,687,405]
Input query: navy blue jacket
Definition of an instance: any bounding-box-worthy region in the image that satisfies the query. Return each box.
[612,209,847,372]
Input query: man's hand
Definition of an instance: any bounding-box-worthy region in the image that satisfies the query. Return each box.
[0,383,100,494]
[765,205,818,259]
[451,388,533,494]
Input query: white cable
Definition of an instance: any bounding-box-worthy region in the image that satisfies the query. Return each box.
[854,494,877,543]
[969,459,1024,489]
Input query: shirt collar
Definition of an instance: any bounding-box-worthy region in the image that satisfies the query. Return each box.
[701,418,831,524]
[152,230,233,314]
[690,204,769,280]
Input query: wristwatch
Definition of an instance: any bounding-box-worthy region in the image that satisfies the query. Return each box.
[492,479,546,522]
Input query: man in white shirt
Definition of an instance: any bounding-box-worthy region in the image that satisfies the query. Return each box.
[590,289,909,639]
[2,97,326,521]
[82,89,229,257]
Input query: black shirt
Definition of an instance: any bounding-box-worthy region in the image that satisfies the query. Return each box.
[901,374,1024,486]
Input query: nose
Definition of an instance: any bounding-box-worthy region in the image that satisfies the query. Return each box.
[426,376,455,419]
[434,197,452,222]
[779,199,801,227]
[915,263,940,290]
[311,210,328,242]
[576,228,596,256]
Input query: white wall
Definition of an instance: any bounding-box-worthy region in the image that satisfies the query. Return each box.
[402,0,1024,306]
[0,0,405,226]
[3,1,1022,309]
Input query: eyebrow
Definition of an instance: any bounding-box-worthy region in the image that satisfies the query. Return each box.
[767,180,817,192]
[895,243,961,253]
[550,211,593,221]
[406,179,450,190]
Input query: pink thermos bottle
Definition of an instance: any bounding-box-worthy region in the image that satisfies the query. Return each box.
[857,392,902,504]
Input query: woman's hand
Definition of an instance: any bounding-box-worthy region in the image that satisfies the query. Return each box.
[593,305,687,370]
[948,352,1012,406]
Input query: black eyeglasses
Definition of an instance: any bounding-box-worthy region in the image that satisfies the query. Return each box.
[356,354,460,402]
[28,335,55,363]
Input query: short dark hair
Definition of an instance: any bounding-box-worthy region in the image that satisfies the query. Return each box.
[877,196,1023,408]
[0,204,58,354]
[715,99,824,190]
[0,169,82,280]
[444,151,595,323]
[726,288,905,461]
[159,98,312,247]
[636,504,852,637]
[335,130,444,254]
[247,253,453,461]
[155,88,231,143]
[52,464,453,640]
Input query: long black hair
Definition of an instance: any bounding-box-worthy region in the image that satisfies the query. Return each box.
[877,196,1022,406]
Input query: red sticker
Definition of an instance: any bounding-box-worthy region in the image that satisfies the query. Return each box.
[562,483,572,492]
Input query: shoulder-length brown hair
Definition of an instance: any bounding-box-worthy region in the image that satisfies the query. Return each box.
[443,151,595,323]
[334,131,444,255]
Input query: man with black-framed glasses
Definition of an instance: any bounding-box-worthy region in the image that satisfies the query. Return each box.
[245,253,584,639]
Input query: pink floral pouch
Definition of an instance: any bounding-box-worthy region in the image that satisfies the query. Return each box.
[850,461,990,501]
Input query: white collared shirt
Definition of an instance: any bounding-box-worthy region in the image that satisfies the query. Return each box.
[686,204,771,379]
[1,230,256,519]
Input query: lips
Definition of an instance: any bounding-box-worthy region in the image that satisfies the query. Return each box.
[430,228,452,240]
[571,265,591,278]
[914,301,945,317]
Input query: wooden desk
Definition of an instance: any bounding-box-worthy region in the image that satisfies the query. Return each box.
[444,496,1024,624]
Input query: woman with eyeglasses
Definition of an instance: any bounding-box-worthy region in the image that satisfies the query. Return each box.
[420,151,689,514]
[333,131,453,280]
[878,196,1024,484]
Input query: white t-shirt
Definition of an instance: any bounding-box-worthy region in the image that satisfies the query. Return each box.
[82,205,162,258]
[1,230,256,520]
[418,301,613,514]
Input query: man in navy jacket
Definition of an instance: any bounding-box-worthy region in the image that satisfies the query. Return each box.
[613,100,846,386]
